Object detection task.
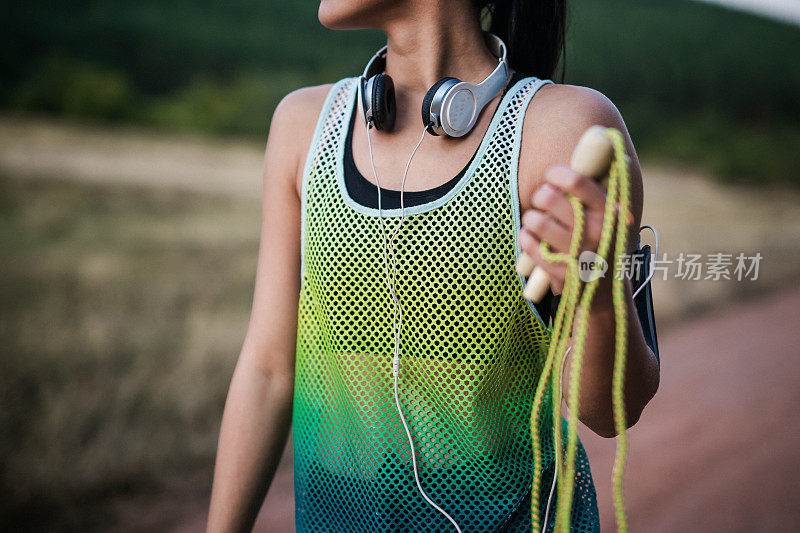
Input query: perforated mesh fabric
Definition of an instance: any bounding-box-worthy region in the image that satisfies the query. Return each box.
[293,76,601,533]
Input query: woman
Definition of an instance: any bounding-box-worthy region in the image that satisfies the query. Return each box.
[207,0,660,531]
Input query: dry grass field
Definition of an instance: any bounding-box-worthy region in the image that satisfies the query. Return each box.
[0,177,258,529]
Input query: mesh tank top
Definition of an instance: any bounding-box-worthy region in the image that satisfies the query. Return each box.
[293,75,601,533]
[341,70,559,327]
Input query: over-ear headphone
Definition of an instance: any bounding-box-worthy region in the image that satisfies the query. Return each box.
[359,32,510,137]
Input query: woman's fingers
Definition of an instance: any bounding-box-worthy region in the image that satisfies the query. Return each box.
[532,183,574,228]
[518,229,567,294]
[543,165,606,212]
[527,165,609,252]
[521,209,572,253]
[517,165,615,291]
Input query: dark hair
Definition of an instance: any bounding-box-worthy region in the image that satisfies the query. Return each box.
[476,0,568,82]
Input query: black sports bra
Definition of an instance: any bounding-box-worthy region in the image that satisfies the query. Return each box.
[344,71,525,209]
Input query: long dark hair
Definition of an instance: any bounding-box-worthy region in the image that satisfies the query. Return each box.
[476,0,568,82]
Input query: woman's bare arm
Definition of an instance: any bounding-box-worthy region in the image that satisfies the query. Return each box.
[206,83,332,533]
[517,84,660,438]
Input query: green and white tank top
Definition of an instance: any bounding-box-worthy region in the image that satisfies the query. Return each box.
[293,75,601,532]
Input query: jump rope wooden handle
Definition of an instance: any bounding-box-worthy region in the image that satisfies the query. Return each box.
[516,126,615,302]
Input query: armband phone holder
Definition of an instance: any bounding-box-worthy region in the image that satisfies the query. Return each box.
[543,242,660,364]
[632,244,660,364]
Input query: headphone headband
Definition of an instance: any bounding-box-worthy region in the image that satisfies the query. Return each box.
[360,44,389,125]
[362,44,388,81]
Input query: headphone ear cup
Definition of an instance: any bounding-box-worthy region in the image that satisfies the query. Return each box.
[371,73,396,131]
[421,76,458,136]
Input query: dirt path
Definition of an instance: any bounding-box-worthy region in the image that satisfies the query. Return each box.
[579,285,800,532]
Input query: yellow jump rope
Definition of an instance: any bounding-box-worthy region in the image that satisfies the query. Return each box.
[516,126,633,533]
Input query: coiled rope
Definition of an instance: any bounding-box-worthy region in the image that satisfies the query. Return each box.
[529,127,632,533]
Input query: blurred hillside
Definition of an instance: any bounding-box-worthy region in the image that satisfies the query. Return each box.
[3,0,799,184]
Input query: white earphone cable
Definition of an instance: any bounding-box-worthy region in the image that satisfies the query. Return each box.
[541,345,571,533]
[366,118,465,533]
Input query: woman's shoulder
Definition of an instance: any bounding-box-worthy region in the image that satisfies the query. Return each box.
[516,82,636,209]
[271,81,338,139]
[268,79,351,195]
[527,82,622,127]
[274,76,356,126]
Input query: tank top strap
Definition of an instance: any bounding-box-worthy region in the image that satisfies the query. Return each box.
[462,76,553,202]
[300,76,359,279]
[506,76,554,177]
[498,76,554,323]
[301,76,358,197]
[480,75,553,181]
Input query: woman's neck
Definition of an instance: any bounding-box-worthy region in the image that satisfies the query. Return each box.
[379,5,499,129]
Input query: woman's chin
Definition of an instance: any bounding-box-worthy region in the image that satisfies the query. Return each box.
[318,1,359,30]
[318,0,391,30]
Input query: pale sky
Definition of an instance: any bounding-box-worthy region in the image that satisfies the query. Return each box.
[695,0,800,25]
